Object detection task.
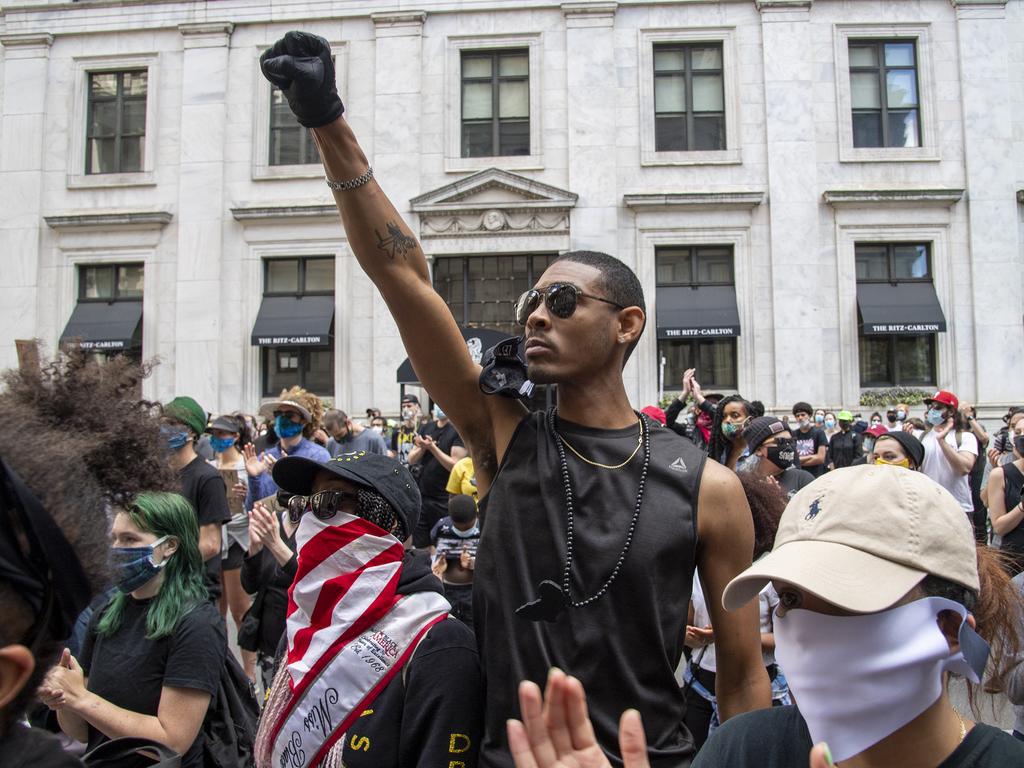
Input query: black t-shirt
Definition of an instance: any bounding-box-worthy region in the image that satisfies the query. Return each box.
[79,597,227,768]
[792,427,828,477]
[415,421,464,499]
[827,429,862,469]
[475,411,704,768]
[341,616,484,767]
[777,465,815,499]
[178,455,232,600]
[0,723,82,768]
[694,706,1024,767]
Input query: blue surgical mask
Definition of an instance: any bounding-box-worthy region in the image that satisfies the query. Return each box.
[824,419,836,429]
[210,435,236,453]
[926,408,946,426]
[275,414,304,439]
[110,536,170,594]
[452,523,479,538]
[434,406,446,421]
[161,424,190,452]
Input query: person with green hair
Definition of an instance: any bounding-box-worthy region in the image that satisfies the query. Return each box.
[39,491,227,767]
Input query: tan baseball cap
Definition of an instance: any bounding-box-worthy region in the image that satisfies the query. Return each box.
[723,464,979,613]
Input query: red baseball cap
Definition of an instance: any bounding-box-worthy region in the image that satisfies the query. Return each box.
[865,424,889,438]
[924,390,958,410]
[641,405,667,425]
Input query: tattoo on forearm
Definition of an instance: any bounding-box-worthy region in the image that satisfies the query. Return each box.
[375,221,417,260]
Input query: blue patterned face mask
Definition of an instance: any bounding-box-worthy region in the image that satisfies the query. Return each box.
[110,536,170,594]
[210,435,236,453]
[275,414,304,439]
[161,425,190,452]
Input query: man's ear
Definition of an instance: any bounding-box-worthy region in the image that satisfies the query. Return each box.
[0,645,35,710]
[616,307,646,347]
[937,609,973,653]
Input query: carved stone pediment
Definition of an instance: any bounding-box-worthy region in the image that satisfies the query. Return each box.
[410,168,578,238]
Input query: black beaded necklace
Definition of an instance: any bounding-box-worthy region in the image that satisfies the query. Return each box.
[516,408,651,623]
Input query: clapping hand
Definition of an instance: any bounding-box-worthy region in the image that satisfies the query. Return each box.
[933,417,955,440]
[39,649,86,711]
[260,32,345,128]
[460,545,475,571]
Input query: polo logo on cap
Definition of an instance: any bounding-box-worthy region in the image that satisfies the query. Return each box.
[805,497,823,521]
[331,451,367,463]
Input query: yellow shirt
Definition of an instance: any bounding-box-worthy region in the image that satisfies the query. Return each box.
[446,457,478,500]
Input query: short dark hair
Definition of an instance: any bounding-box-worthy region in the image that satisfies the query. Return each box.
[792,402,813,416]
[448,494,477,526]
[551,250,646,362]
[749,400,766,418]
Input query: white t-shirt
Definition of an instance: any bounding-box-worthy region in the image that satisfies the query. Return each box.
[918,429,978,512]
[687,571,779,675]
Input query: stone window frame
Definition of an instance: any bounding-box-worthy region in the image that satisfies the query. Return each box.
[251,42,347,181]
[638,27,741,167]
[444,33,543,174]
[67,53,160,189]
[834,24,940,163]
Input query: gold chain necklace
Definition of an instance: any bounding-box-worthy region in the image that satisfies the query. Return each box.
[556,418,642,470]
[954,709,967,743]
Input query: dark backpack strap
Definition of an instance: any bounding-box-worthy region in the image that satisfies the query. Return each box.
[83,737,181,767]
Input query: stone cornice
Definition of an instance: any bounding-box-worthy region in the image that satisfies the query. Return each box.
[0,32,54,48]
[411,167,577,216]
[178,22,234,49]
[623,191,764,211]
[823,189,964,208]
[371,11,426,38]
[230,204,336,222]
[756,0,812,10]
[44,210,172,229]
[562,2,618,28]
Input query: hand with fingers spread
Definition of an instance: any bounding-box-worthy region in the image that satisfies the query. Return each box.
[507,668,650,768]
[260,31,344,128]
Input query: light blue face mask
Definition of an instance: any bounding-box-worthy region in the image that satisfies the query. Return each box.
[434,406,446,421]
[926,408,946,426]
[275,414,304,439]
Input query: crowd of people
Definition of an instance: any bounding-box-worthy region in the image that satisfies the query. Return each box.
[3,29,1024,768]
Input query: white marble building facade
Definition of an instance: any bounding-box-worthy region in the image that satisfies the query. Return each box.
[0,0,1021,417]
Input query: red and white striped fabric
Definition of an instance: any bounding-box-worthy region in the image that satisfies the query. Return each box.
[254,511,450,768]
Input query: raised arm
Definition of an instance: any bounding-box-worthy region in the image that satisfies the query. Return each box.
[260,33,525,487]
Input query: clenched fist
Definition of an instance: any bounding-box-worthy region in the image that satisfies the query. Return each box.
[260,31,345,128]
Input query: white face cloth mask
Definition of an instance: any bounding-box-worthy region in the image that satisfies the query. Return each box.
[774,596,989,764]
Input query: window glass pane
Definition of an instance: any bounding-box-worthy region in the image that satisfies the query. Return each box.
[498,54,528,77]
[690,46,722,70]
[498,80,529,118]
[266,260,299,293]
[693,115,726,151]
[659,340,693,390]
[852,113,882,148]
[462,56,492,79]
[695,248,734,283]
[462,82,493,120]
[124,71,148,96]
[696,339,736,389]
[90,73,118,98]
[855,245,889,281]
[305,349,334,395]
[270,128,302,165]
[117,265,144,297]
[82,266,114,299]
[849,44,878,68]
[462,121,493,157]
[850,72,881,109]
[692,74,724,112]
[884,42,915,67]
[859,336,892,386]
[888,110,919,148]
[655,249,691,284]
[122,100,146,135]
[655,75,686,113]
[304,258,335,292]
[270,96,296,128]
[120,137,143,172]
[886,70,918,108]
[89,101,118,136]
[88,137,117,174]
[895,335,935,386]
[893,245,929,279]
[654,48,685,72]
[655,116,686,151]
[499,120,530,155]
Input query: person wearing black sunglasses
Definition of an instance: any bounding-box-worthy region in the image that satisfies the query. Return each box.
[261,30,769,768]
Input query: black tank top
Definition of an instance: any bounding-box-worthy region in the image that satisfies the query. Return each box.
[1000,463,1024,574]
[474,411,705,768]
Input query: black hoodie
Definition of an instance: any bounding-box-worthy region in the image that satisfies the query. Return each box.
[339,549,484,767]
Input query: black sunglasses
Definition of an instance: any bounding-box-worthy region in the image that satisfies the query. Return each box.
[286,489,359,524]
[514,283,624,327]
[272,409,304,422]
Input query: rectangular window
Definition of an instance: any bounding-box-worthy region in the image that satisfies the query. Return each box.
[653,43,725,152]
[263,256,335,296]
[86,70,147,174]
[461,49,530,158]
[849,39,920,148]
[78,263,145,301]
[268,88,320,166]
[655,245,734,286]
[661,338,737,391]
[856,242,936,387]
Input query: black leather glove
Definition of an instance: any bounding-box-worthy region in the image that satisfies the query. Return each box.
[260,31,344,128]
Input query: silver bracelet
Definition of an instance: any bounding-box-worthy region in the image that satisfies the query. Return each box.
[325,166,373,191]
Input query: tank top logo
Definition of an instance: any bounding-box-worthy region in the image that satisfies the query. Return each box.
[669,457,688,473]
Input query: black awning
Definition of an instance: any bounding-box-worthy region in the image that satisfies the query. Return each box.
[655,285,741,340]
[397,325,514,384]
[60,300,143,351]
[251,295,335,346]
[857,282,947,335]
